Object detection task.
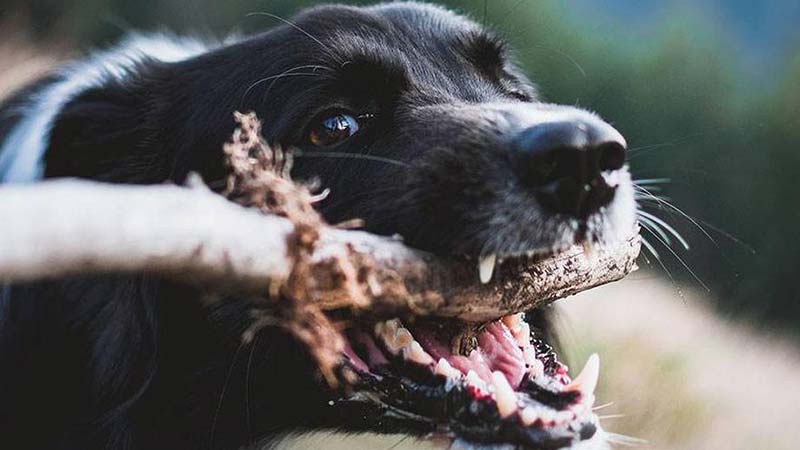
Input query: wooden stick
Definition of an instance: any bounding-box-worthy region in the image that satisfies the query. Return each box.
[0,179,640,322]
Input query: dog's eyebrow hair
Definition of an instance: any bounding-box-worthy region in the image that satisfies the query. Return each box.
[332,52,409,91]
[461,31,508,71]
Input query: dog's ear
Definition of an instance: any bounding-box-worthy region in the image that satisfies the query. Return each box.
[44,74,169,183]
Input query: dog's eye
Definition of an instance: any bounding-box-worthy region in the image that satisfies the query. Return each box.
[309,113,360,147]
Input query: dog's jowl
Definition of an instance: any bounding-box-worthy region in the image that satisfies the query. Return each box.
[0,3,635,450]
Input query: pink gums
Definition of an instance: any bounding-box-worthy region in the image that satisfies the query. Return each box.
[416,320,527,389]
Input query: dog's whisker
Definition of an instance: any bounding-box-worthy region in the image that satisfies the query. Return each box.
[523,44,588,78]
[636,185,717,246]
[637,214,673,248]
[592,402,615,411]
[292,150,411,168]
[385,435,411,450]
[241,65,331,107]
[692,217,757,255]
[638,210,690,250]
[633,177,671,185]
[209,343,246,448]
[244,335,260,438]
[245,12,342,63]
[644,221,711,292]
[604,431,649,447]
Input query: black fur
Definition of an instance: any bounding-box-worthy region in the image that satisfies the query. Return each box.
[0,3,634,450]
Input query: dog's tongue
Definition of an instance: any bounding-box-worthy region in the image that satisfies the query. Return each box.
[414,319,527,389]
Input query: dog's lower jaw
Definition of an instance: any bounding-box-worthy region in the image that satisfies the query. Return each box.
[258,428,610,450]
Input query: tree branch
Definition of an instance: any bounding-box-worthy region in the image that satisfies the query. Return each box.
[0,179,640,322]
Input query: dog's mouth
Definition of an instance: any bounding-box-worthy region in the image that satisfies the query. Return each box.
[337,309,599,449]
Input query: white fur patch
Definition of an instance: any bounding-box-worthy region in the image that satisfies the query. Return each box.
[258,428,609,450]
[0,33,211,183]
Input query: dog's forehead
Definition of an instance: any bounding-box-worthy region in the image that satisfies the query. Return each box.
[289,3,508,100]
[293,4,491,62]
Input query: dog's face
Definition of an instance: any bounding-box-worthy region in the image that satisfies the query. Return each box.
[220,4,635,449]
[35,3,637,450]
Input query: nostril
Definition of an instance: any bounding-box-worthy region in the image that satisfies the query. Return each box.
[524,151,558,188]
[597,141,626,172]
[511,118,626,218]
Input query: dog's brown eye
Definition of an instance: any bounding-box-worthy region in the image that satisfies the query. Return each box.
[309,113,360,147]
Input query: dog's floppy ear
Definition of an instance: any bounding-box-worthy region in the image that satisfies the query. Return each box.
[30,34,211,184]
[44,74,169,183]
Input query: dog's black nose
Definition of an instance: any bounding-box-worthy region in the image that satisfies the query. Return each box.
[512,120,627,218]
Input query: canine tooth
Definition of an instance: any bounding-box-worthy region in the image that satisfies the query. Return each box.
[478,253,497,284]
[566,353,600,396]
[435,358,462,379]
[491,371,518,418]
[521,406,539,425]
[405,341,435,366]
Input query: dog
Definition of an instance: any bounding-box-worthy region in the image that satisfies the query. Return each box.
[0,3,636,449]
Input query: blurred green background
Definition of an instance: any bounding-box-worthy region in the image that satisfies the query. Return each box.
[3,2,800,448]
[1,0,799,333]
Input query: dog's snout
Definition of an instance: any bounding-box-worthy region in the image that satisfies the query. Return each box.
[512,119,627,218]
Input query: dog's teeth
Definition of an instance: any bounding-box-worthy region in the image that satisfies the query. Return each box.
[522,346,537,365]
[514,322,532,347]
[404,341,434,366]
[434,358,462,379]
[375,319,400,338]
[503,313,532,347]
[388,327,414,355]
[502,313,523,334]
[491,371,517,418]
[376,319,412,355]
[521,406,539,425]
[566,353,600,396]
[465,370,488,392]
[525,348,544,378]
[478,253,497,284]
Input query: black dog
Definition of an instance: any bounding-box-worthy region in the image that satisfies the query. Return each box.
[0,3,636,450]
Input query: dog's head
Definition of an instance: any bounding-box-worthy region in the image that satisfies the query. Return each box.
[241,3,636,260]
[36,2,637,449]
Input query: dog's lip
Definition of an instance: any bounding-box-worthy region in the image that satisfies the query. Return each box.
[337,315,601,449]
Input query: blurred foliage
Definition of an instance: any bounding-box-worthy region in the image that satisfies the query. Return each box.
[1,0,799,331]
